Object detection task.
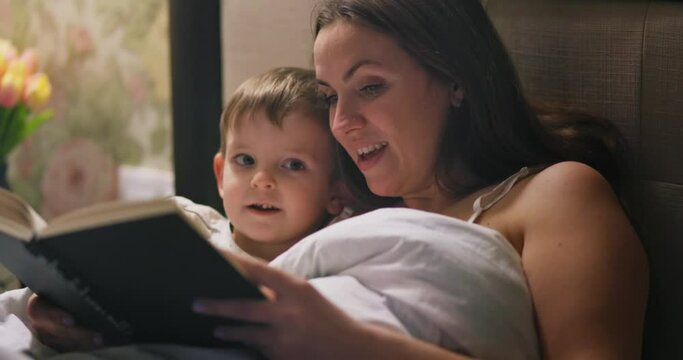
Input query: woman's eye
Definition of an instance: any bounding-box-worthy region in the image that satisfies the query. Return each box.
[282,159,306,171]
[324,94,338,106]
[234,154,255,166]
[360,84,384,97]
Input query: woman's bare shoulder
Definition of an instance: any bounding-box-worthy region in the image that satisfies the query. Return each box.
[530,161,610,193]
[488,161,617,249]
[521,161,616,214]
[503,161,629,246]
[513,166,647,359]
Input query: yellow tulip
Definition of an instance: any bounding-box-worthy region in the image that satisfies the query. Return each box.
[0,40,18,79]
[5,60,27,79]
[23,72,52,109]
[19,49,38,76]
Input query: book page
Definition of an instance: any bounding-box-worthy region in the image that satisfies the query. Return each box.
[0,188,42,240]
[39,198,178,238]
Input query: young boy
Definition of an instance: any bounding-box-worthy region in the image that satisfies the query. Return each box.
[209,67,345,261]
[0,68,346,356]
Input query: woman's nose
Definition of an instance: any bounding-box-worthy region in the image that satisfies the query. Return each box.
[250,170,276,190]
[330,98,365,136]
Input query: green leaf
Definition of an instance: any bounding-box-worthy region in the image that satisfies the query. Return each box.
[0,105,50,160]
[0,106,14,147]
[0,106,27,158]
[20,109,53,141]
[0,106,20,159]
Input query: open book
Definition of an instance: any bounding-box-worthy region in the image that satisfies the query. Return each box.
[0,188,263,346]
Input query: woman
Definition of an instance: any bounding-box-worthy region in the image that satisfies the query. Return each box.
[29,0,648,359]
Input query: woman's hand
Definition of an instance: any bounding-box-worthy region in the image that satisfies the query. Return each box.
[27,293,105,352]
[193,252,373,360]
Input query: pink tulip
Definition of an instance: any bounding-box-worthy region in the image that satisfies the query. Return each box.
[0,71,25,107]
[19,48,38,76]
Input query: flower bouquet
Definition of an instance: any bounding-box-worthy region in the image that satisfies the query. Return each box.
[0,39,53,170]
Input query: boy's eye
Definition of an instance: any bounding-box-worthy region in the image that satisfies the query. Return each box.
[324,94,338,106]
[282,159,306,171]
[318,87,338,106]
[360,84,384,98]
[234,154,255,166]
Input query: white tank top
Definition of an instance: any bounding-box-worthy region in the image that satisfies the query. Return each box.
[468,167,532,223]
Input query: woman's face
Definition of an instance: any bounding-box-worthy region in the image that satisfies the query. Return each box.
[314,21,458,200]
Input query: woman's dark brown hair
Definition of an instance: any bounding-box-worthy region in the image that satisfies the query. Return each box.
[314,0,626,205]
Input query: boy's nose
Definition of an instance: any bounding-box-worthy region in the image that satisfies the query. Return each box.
[250,170,276,190]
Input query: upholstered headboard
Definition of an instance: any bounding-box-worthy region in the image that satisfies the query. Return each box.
[486,1,683,358]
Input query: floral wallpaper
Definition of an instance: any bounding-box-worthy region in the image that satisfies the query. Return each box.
[0,0,173,291]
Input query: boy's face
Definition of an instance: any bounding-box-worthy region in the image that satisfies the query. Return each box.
[214,109,341,248]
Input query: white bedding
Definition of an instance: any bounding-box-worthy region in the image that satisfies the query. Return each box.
[272,208,539,359]
[0,207,539,359]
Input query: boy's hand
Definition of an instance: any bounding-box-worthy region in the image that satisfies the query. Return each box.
[27,293,106,352]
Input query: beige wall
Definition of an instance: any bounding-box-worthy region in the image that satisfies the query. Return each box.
[221,0,319,100]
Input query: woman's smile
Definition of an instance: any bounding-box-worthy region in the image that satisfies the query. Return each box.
[355,141,388,171]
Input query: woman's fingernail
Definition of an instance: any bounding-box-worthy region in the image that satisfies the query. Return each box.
[214,327,225,339]
[62,315,74,326]
[93,334,104,346]
[192,301,205,313]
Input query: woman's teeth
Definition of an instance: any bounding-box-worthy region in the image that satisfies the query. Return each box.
[357,142,387,158]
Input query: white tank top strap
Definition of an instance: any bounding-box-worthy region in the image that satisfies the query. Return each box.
[467,167,531,224]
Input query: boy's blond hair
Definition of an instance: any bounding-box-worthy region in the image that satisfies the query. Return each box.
[219,67,329,156]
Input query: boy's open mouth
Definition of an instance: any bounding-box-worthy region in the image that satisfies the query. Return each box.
[247,203,281,213]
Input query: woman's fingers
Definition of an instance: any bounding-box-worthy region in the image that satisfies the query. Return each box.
[191,255,368,359]
[213,324,273,348]
[200,253,366,358]
[193,298,275,324]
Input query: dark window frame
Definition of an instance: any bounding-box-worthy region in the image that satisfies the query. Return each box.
[169,0,223,210]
